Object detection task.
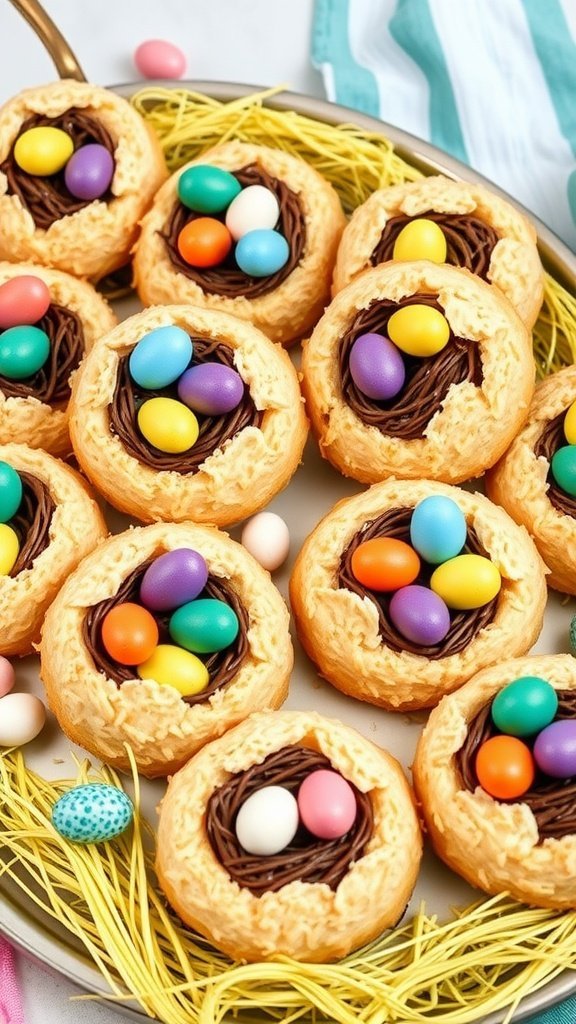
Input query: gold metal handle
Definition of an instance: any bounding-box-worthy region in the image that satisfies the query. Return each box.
[9,0,86,81]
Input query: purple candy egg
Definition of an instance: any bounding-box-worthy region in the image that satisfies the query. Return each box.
[389,585,451,646]
[349,332,405,401]
[139,548,208,612]
[64,144,115,201]
[534,719,576,778]
[177,363,244,416]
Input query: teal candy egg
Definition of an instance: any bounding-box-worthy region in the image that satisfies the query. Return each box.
[551,446,576,497]
[409,495,467,564]
[177,165,241,213]
[129,325,193,389]
[570,615,576,656]
[235,229,289,277]
[51,783,133,844]
[0,325,50,379]
[0,462,22,522]
[491,676,558,737]
[169,598,239,653]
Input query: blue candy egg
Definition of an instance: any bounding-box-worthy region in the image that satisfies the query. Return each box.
[234,229,289,277]
[129,326,193,389]
[51,783,133,844]
[410,496,467,565]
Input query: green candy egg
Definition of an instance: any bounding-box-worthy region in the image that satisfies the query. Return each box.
[169,598,240,654]
[551,445,576,497]
[491,676,558,737]
[0,462,22,522]
[177,165,241,214]
[570,615,576,657]
[51,783,133,844]
[0,325,50,379]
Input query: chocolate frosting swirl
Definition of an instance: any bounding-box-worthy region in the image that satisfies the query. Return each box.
[206,744,374,896]
[338,506,499,659]
[162,163,306,299]
[1,109,115,230]
[0,303,84,404]
[82,557,249,707]
[108,338,260,474]
[339,294,483,440]
[370,211,499,280]
[9,471,55,575]
[457,691,576,841]
[533,411,576,518]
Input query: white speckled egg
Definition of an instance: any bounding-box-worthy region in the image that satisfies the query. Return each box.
[51,783,134,844]
[241,512,290,572]
[0,692,45,746]
[235,785,299,855]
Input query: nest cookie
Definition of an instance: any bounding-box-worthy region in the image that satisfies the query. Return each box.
[133,141,346,346]
[0,443,106,656]
[290,480,546,711]
[414,654,576,909]
[156,710,422,962]
[302,261,534,484]
[0,262,116,456]
[40,522,293,777]
[0,80,167,279]
[69,304,307,526]
[332,175,544,328]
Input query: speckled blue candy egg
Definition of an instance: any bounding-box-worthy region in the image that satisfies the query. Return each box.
[235,229,289,277]
[129,325,193,389]
[51,783,133,844]
[409,496,467,565]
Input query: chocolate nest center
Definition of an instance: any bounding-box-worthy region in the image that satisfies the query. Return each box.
[370,211,499,279]
[533,411,576,518]
[10,471,55,575]
[0,303,84,404]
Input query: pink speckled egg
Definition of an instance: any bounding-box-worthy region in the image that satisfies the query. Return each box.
[297,769,357,839]
[134,39,186,80]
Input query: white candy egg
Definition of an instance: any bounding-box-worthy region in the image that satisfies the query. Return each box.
[225,186,280,241]
[241,512,290,572]
[0,692,46,747]
[235,785,299,855]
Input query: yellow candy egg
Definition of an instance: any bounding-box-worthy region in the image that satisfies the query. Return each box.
[392,219,448,263]
[0,523,20,575]
[14,127,74,177]
[137,644,209,697]
[564,400,576,444]
[387,304,450,357]
[137,398,199,453]
[430,554,501,610]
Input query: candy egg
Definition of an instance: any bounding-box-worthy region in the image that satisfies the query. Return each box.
[235,785,299,855]
[0,524,20,575]
[139,548,208,611]
[169,598,239,654]
[101,602,159,665]
[389,585,451,645]
[177,218,232,267]
[349,332,405,400]
[430,554,501,610]
[570,615,576,657]
[475,735,535,799]
[137,398,199,453]
[235,229,289,277]
[0,655,15,698]
[52,784,133,844]
[0,325,50,379]
[534,720,576,778]
[491,676,558,737]
[0,275,51,329]
[409,496,467,564]
[64,144,114,201]
[241,511,290,572]
[387,304,450,357]
[137,644,209,697]
[177,165,241,214]
[225,185,280,240]
[13,126,74,176]
[551,446,576,497]
[0,462,22,522]
[0,692,45,747]
[129,326,193,390]
[298,770,357,839]
[564,401,576,445]
[177,363,244,416]
[351,537,420,592]
[392,218,448,263]
[134,39,186,79]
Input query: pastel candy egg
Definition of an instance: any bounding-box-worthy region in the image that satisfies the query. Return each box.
[139,548,208,612]
[0,655,15,698]
[0,692,45,747]
[409,496,467,564]
[389,585,451,645]
[551,446,576,496]
[52,784,133,844]
[0,325,50,379]
[241,511,290,572]
[0,275,51,329]
[235,786,299,855]
[14,126,74,176]
[169,598,239,654]
[387,304,450,357]
[129,326,193,389]
[177,165,241,214]
[0,462,22,522]
[475,735,535,799]
[570,614,576,656]
[0,524,19,575]
[430,554,501,610]
[64,144,114,201]
[137,644,209,697]
[351,537,420,591]
[225,185,280,240]
[564,401,576,445]
[177,363,244,415]
[137,397,199,453]
[392,218,448,263]
[534,720,576,778]
[298,770,357,839]
[101,602,159,665]
[491,676,558,737]
[177,218,232,267]
[349,332,405,400]
[134,39,186,79]
[235,229,289,277]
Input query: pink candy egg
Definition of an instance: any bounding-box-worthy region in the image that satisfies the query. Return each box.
[0,655,14,697]
[0,276,51,329]
[298,769,357,839]
[134,39,187,79]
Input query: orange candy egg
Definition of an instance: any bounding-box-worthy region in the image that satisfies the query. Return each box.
[101,602,159,665]
[475,735,535,799]
[351,537,420,591]
[177,218,232,267]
